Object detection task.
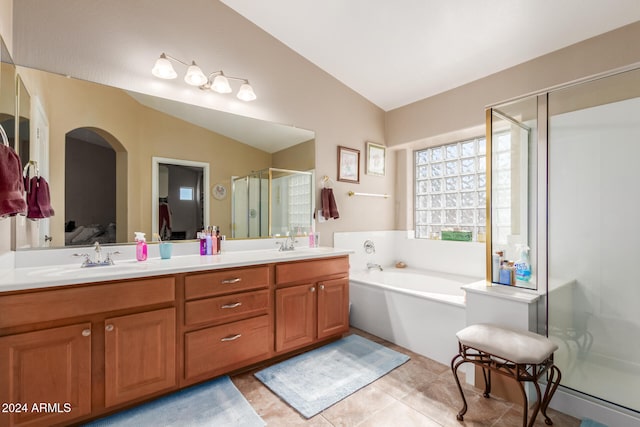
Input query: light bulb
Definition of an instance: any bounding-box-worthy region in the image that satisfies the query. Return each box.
[237,82,257,101]
[184,62,208,86]
[151,54,177,79]
[211,74,232,93]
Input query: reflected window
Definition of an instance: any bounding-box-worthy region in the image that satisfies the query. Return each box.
[179,186,194,201]
[415,136,486,240]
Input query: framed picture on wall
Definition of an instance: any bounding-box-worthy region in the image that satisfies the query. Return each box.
[366,141,386,176]
[337,145,360,183]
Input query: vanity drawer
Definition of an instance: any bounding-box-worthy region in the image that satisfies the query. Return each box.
[276,256,349,285]
[0,277,175,329]
[184,266,269,300]
[184,315,270,380]
[184,289,270,326]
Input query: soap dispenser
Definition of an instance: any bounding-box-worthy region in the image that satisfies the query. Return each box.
[134,232,148,261]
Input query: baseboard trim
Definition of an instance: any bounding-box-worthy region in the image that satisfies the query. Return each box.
[549,386,639,427]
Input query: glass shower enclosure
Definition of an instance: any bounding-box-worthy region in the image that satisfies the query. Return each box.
[231,168,313,239]
[489,65,640,417]
[547,67,640,413]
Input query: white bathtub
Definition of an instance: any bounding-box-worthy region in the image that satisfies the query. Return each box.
[349,268,478,366]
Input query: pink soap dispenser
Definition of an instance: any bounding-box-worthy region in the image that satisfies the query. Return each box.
[134,232,148,261]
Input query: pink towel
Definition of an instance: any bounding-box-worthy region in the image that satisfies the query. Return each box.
[25,176,55,219]
[321,188,339,220]
[0,144,27,217]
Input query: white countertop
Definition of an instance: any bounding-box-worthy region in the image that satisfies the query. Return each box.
[462,280,543,304]
[0,247,352,293]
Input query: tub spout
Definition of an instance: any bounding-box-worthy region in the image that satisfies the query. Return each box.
[367,262,383,271]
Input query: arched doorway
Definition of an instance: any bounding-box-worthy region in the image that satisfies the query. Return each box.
[64,127,127,246]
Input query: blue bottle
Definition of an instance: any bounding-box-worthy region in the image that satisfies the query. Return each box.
[515,245,532,283]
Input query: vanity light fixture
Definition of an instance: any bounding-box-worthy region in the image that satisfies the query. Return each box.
[152,53,256,101]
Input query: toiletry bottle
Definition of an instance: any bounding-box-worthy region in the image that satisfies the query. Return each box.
[492,251,501,283]
[198,232,207,255]
[205,229,213,255]
[309,232,315,248]
[211,226,218,254]
[515,245,532,283]
[499,264,511,285]
[215,227,222,254]
[134,232,148,261]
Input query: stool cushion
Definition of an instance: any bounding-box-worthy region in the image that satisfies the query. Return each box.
[456,324,558,364]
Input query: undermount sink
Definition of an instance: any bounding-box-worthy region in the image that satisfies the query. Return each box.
[27,261,143,278]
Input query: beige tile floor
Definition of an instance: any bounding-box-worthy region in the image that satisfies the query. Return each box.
[232,329,581,427]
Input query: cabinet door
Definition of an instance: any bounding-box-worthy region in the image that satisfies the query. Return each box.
[104,308,176,407]
[317,277,350,340]
[275,283,316,352]
[0,323,92,427]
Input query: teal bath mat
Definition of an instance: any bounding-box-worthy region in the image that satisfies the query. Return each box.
[83,375,265,426]
[580,419,608,427]
[255,334,410,418]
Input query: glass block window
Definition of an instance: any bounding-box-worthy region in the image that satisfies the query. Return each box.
[287,173,312,232]
[415,137,486,240]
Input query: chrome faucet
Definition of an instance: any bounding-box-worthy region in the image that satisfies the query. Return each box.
[367,262,383,271]
[74,242,119,267]
[276,235,297,252]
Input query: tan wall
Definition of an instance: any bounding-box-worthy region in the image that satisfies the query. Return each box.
[386,21,640,147]
[0,0,12,56]
[16,67,271,245]
[272,139,315,171]
[387,21,640,231]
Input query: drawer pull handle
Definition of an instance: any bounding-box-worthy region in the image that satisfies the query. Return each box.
[320,284,325,290]
[82,329,91,337]
[105,324,114,332]
[221,278,242,284]
[221,302,242,309]
[221,334,242,342]
[310,286,316,292]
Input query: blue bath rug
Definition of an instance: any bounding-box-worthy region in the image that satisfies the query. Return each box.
[254,334,410,418]
[580,419,608,427]
[83,375,265,427]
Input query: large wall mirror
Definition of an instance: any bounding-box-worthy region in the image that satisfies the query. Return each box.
[0,36,16,159]
[13,65,315,249]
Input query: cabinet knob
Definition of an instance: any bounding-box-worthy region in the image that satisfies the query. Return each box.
[319,284,325,290]
[221,302,242,309]
[221,334,242,342]
[221,278,241,284]
[105,324,114,332]
[82,329,91,337]
[310,286,316,292]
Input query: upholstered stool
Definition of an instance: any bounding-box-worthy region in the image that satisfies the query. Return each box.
[451,324,562,427]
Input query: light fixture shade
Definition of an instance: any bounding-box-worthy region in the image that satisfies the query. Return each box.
[211,74,232,93]
[237,82,257,101]
[152,54,177,79]
[184,62,208,86]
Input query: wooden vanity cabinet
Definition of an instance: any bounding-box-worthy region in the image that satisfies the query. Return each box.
[0,323,92,427]
[104,307,176,408]
[182,265,273,384]
[0,276,176,427]
[274,256,349,353]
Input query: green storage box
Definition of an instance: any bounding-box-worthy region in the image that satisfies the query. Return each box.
[441,230,472,242]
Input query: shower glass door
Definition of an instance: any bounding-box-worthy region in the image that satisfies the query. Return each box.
[548,67,640,412]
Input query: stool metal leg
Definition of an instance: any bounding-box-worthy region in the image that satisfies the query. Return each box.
[450,353,468,421]
[482,367,491,398]
[527,378,543,427]
[540,365,562,425]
